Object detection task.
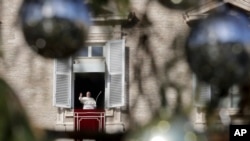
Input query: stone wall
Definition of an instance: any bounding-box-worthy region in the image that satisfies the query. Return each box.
[0,0,57,129]
[0,0,194,132]
[123,0,193,127]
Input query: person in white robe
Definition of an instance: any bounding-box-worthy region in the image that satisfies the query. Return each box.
[79,91,96,109]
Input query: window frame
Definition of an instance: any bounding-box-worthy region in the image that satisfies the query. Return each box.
[193,75,241,124]
[193,75,240,110]
[75,43,105,58]
[53,40,126,109]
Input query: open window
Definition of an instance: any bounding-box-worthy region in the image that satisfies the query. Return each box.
[74,73,105,109]
[53,39,126,109]
[193,75,240,108]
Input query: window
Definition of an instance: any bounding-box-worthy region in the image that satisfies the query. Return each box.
[76,47,88,57]
[193,75,240,108]
[75,45,104,57]
[53,39,126,108]
[92,46,103,57]
[193,76,241,124]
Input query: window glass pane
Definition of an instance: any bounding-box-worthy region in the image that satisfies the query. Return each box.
[92,46,103,56]
[76,47,88,57]
[220,97,230,108]
[231,95,240,108]
[230,86,240,108]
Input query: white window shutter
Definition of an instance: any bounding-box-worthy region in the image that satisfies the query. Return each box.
[53,57,72,108]
[105,39,125,108]
[193,75,211,107]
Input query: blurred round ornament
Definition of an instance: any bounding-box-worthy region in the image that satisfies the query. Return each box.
[158,0,200,10]
[186,8,250,88]
[19,0,91,58]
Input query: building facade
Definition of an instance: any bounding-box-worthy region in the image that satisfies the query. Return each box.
[1,0,249,138]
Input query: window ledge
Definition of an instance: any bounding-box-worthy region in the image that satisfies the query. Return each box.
[56,122,74,125]
[105,109,114,117]
[64,109,114,117]
[227,108,239,115]
[91,15,127,25]
[196,106,240,114]
[74,57,105,60]
[65,111,74,118]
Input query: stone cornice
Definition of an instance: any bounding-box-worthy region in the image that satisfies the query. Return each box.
[183,0,250,23]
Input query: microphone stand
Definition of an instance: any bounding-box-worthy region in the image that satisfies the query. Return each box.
[96,91,102,103]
